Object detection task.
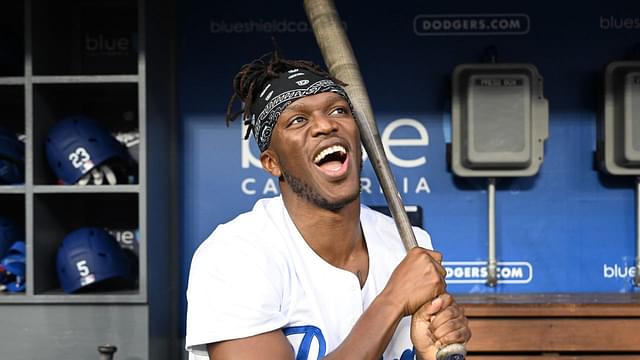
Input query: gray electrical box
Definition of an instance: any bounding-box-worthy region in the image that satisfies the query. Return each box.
[451,63,548,177]
[602,61,640,175]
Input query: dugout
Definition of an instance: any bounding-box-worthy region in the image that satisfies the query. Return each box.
[0,0,639,359]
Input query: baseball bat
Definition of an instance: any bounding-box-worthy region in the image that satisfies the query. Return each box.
[303,1,466,359]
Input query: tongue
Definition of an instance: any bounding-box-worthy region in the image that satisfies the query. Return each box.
[319,160,343,172]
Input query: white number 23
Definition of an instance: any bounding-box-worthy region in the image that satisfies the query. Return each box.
[68,147,91,169]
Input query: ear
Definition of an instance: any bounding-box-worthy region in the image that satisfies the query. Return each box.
[260,149,282,178]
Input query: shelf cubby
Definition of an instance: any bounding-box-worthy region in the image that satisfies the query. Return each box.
[32,0,137,76]
[32,193,139,296]
[32,82,139,185]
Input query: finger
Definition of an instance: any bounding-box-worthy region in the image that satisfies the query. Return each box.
[413,313,439,344]
[412,248,447,282]
[426,250,442,263]
[433,261,447,280]
[420,294,454,319]
[416,296,445,319]
[411,307,438,345]
[430,302,464,329]
[434,323,472,347]
[423,250,446,279]
[430,312,470,344]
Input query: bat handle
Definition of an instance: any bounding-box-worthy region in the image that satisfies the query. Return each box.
[98,344,117,360]
[436,343,467,360]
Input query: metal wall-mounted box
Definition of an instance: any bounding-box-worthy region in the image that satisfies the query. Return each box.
[451,63,548,177]
[602,61,640,175]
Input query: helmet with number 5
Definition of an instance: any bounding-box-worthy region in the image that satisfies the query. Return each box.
[56,227,133,293]
[45,116,130,184]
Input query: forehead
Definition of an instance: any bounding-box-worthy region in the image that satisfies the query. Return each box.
[282,92,348,114]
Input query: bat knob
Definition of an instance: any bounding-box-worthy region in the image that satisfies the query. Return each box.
[435,343,466,360]
[98,344,117,360]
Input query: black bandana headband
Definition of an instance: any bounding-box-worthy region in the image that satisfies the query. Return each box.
[245,68,350,152]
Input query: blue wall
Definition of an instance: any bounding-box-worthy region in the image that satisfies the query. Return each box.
[178,0,640,333]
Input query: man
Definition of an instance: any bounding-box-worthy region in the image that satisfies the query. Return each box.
[186,53,471,360]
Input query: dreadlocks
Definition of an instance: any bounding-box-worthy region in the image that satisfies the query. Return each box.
[225,52,347,143]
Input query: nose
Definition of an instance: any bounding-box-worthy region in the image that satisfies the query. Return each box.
[310,113,339,137]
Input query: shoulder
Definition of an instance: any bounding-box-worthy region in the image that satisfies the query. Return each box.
[214,196,285,237]
[196,196,286,251]
[186,197,291,349]
[360,204,433,250]
[189,196,290,280]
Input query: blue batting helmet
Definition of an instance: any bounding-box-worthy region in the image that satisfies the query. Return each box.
[56,227,134,293]
[0,241,26,292]
[45,116,130,184]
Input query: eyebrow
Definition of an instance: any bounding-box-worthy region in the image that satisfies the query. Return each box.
[283,93,347,113]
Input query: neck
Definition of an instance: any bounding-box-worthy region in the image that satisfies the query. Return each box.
[282,190,364,267]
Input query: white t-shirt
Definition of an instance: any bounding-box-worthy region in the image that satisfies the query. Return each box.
[186,196,433,360]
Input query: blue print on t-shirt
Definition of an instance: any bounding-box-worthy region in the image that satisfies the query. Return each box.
[283,326,413,360]
[398,347,416,360]
[283,325,327,360]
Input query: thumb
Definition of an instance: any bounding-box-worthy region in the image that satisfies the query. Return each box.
[426,250,442,263]
[419,296,445,318]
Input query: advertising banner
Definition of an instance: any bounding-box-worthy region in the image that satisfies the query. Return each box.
[178,1,640,329]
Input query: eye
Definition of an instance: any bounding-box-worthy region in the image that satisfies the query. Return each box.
[329,106,349,116]
[287,115,307,127]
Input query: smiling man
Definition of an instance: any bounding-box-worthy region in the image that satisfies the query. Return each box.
[185,53,470,360]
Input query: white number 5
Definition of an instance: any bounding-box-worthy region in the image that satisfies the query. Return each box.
[76,260,90,276]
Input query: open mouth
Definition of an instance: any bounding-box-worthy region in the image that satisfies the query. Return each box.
[314,145,348,172]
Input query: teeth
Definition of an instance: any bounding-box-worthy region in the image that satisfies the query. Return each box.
[314,145,346,164]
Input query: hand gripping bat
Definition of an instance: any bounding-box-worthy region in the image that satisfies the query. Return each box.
[303,1,467,359]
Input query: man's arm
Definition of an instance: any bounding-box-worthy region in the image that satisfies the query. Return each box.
[207,330,294,359]
[208,289,404,360]
[207,247,447,360]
